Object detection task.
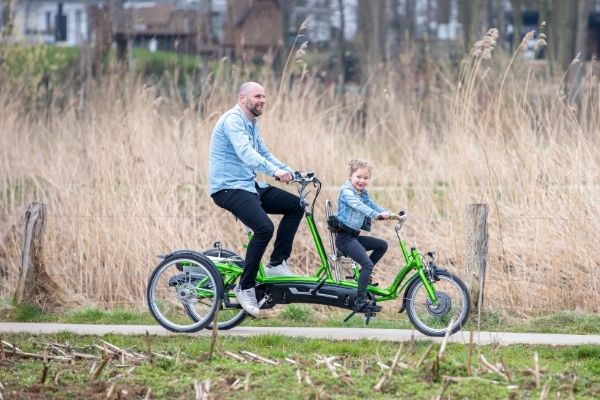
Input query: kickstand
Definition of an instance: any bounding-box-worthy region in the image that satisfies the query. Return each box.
[344,309,376,325]
[344,309,358,322]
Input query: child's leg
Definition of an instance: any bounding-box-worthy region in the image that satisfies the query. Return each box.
[335,232,374,301]
[357,236,388,266]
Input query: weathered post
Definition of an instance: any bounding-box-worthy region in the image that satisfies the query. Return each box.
[14,202,47,304]
[14,202,68,308]
[465,204,488,312]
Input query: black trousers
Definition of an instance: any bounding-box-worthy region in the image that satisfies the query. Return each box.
[335,231,388,298]
[212,185,304,290]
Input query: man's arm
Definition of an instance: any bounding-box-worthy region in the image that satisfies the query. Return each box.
[255,132,294,173]
[223,115,279,177]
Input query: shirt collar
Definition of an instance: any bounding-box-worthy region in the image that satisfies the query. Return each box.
[235,104,255,127]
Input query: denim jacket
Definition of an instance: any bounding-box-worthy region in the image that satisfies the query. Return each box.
[336,180,388,232]
[208,105,292,195]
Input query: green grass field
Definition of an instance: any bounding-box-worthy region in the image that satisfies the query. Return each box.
[1,331,599,399]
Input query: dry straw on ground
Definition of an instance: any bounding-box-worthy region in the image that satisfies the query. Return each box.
[1,36,599,313]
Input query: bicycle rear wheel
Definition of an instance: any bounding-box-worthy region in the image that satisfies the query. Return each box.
[147,253,222,333]
[405,270,470,337]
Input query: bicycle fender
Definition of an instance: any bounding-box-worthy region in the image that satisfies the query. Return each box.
[399,274,421,314]
[158,249,205,260]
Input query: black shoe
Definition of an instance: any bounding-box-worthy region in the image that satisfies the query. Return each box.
[354,296,382,313]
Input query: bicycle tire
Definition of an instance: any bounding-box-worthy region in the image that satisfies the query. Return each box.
[405,270,471,337]
[147,252,223,333]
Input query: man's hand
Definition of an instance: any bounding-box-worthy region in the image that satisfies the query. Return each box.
[274,170,293,183]
[377,211,391,220]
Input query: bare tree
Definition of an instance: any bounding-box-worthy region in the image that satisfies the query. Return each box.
[511,0,523,52]
[459,0,482,52]
[336,0,347,84]
[405,0,416,41]
[556,0,578,71]
[357,0,388,81]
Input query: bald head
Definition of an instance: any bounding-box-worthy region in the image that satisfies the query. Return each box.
[239,82,263,96]
[238,82,266,119]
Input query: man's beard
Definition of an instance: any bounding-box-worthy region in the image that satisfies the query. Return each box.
[246,99,263,116]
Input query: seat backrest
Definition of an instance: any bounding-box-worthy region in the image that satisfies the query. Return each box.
[324,199,337,255]
[325,199,334,219]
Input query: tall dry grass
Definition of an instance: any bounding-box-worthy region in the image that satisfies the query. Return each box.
[1,34,600,313]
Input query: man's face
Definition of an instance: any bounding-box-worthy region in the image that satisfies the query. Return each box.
[241,85,266,117]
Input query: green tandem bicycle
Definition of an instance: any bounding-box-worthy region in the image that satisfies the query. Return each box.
[146,173,471,337]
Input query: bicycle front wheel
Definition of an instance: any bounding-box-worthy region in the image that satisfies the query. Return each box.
[405,270,471,337]
[147,254,222,333]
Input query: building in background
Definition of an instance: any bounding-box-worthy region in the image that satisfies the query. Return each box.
[10,0,103,45]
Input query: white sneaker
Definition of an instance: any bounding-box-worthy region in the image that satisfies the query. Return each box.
[233,284,260,316]
[265,260,295,277]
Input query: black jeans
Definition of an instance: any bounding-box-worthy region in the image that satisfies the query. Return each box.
[212,185,304,290]
[335,231,388,298]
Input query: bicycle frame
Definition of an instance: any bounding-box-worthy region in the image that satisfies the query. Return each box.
[205,173,440,307]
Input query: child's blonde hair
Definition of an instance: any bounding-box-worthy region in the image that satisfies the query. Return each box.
[347,159,372,176]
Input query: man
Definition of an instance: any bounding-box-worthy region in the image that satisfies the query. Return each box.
[208,82,304,316]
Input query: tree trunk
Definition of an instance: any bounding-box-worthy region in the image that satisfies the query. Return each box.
[357,0,387,82]
[557,0,578,71]
[575,0,591,61]
[405,0,416,42]
[459,0,472,52]
[336,0,347,84]
[571,0,592,97]
[275,0,293,74]
[511,0,523,52]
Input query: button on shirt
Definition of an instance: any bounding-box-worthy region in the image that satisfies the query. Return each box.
[208,105,292,195]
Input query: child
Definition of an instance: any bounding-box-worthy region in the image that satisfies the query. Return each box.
[336,159,391,312]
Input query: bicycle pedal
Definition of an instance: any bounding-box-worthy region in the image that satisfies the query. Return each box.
[364,311,376,325]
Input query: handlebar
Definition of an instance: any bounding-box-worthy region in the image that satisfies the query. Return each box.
[275,171,317,184]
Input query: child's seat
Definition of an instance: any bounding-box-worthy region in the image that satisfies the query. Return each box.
[324,199,358,282]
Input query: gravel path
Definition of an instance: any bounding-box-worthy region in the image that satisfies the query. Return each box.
[2,323,600,346]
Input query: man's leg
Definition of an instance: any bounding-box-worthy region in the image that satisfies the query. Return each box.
[257,186,304,264]
[212,189,274,290]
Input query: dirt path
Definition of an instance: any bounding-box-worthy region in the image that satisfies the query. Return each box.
[2,322,600,346]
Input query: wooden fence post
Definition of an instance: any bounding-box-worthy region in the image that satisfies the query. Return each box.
[14,202,47,304]
[465,204,489,312]
[14,202,69,308]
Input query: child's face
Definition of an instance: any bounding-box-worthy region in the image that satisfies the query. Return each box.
[350,167,370,192]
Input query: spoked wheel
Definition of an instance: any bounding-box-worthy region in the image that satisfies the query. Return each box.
[405,270,471,337]
[201,248,248,330]
[147,253,223,333]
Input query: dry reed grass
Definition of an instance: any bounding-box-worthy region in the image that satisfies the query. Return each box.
[1,37,599,313]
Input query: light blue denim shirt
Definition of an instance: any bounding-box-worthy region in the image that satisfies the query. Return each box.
[336,179,387,232]
[208,105,292,195]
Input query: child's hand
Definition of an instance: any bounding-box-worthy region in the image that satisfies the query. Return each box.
[377,211,391,220]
